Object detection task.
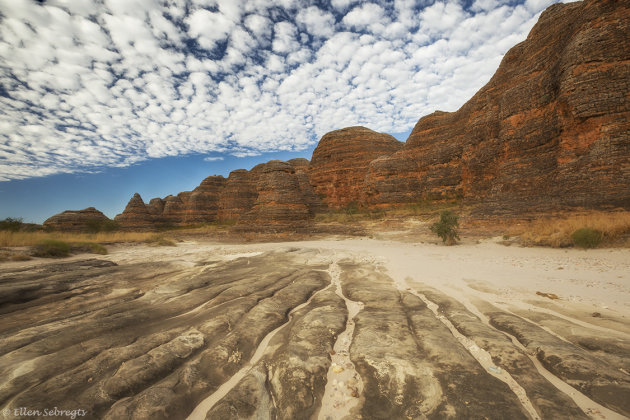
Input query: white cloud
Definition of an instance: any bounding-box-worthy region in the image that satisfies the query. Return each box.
[272,21,300,54]
[342,3,386,29]
[296,6,336,38]
[331,0,355,12]
[244,14,272,39]
[186,8,234,50]
[204,156,224,161]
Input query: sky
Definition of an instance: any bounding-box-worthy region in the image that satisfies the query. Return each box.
[0,0,569,223]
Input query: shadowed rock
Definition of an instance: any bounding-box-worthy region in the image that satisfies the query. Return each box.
[43,207,111,232]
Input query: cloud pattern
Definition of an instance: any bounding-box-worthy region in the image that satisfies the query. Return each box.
[0,0,564,181]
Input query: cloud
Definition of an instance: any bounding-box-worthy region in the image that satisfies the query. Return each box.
[272,21,300,54]
[0,0,563,181]
[342,3,387,30]
[296,6,336,38]
[203,156,224,161]
[186,8,234,50]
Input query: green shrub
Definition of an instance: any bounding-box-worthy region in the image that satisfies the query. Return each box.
[0,217,23,232]
[31,239,71,258]
[430,210,460,245]
[85,219,119,233]
[571,228,603,249]
[101,219,120,232]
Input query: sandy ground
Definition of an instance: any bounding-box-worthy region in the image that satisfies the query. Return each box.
[91,237,630,317]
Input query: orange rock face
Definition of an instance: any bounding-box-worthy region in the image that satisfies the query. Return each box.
[366,0,630,215]
[114,193,154,229]
[288,158,325,214]
[238,160,312,232]
[43,207,111,231]
[184,176,226,224]
[309,126,403,209]
[217,169,258,221]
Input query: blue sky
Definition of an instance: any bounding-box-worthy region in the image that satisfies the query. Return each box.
[0,0,568,223]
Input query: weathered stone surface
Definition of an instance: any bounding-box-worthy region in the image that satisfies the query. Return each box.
[418,288,588,419]
[238,160,312,232]
[310,126,403,209]
[204,289,345,419]
[485,305,630,416]
[147,198,165,216]
[366,0,630,215]
[43,207,111,232]
[161,192,190,224]
[341,262,529,419]
[0,250,331,420]
[2,244,628,419]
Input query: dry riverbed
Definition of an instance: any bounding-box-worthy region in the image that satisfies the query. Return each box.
[0,238,629,419]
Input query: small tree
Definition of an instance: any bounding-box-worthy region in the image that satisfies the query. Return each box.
[0,217,23,232]
[430,210,460,245]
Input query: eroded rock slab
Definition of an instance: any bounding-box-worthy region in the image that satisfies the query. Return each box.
[1,246,627,420]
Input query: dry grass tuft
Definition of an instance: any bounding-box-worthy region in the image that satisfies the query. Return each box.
[513,211,630,248]
[145,234,176,247]
[0,231,156,247]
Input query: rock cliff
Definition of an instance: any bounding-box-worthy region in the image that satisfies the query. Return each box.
[44,207,111,231]
[309,127,403,209]
[365,0,630,215]
[184,176,226,224]
[217,169,259,221]
[237,160,313,232]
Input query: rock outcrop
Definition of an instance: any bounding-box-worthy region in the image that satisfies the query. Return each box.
[217,169,258,221]
[288,158,325,214]
[365,0,630,215]
[309,127,403,209]
[184,176,226,223]
[114,193,154,229]
[237,160,312,232]
[5,249,627,418]
[43,207,111,232]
